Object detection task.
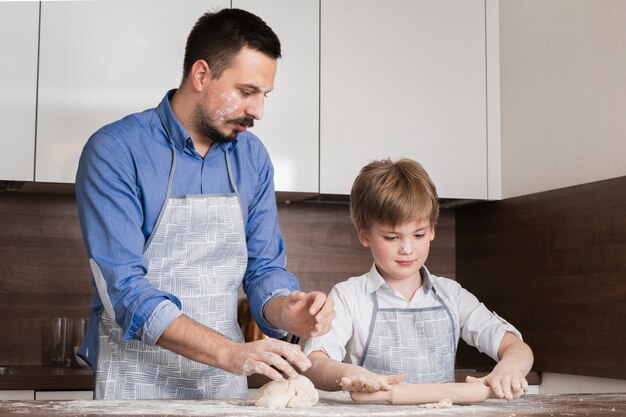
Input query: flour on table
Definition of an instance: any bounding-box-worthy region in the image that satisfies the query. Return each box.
[254,374,319,409]
[418,398,453,408]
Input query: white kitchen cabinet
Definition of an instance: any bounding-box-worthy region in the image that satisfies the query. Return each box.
[36,0,229,184]
[0,2,39,182]
[320,0,496,199]
[36,0,319,193]
[35,390,93,400]
[0,390,34,400]
[233,0,319,193]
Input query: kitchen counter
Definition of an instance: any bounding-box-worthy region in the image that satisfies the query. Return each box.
[0,366,540,391]
[0,392,624,416]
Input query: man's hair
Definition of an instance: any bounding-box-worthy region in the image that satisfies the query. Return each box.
[182,8,281,81]
[350,158,439,230]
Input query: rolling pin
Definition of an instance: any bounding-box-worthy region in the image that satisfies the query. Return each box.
[350,382,494,405]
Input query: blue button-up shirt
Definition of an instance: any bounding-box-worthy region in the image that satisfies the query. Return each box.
[75,90,299,367]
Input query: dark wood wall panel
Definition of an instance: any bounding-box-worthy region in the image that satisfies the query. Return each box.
[0,193,92,366]
[0,193,455,366]
[455,176,626,379]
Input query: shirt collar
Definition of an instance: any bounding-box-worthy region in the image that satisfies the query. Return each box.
[157,89,237,154]
[365,263,434,295]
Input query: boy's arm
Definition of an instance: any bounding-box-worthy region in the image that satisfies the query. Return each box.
[303,351,405,392]
[481,331,534,400]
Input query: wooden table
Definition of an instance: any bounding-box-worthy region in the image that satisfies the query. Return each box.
[0,392,624,417]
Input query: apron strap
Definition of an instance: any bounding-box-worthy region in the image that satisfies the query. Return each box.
[224,149,239,195]
[431,285,458,357]
[147,103,178,252]
[359,292,379,367]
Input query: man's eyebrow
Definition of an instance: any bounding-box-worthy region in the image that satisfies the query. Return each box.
[238,84,273,94]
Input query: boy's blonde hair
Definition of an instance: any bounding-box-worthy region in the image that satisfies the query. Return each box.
[349,158,439,230]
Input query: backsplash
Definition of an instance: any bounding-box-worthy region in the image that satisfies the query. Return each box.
[455,176,626,379]
[0,192,455,366]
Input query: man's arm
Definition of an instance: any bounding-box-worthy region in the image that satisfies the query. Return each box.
[76,132,177,339]
[240,139,335,337]
[157,315,311,380]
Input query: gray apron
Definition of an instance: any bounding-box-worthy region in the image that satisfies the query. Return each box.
[94,105,248,400]
[360,284,456,384]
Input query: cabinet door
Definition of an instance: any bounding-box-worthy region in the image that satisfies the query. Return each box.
[233,0,319,193]
[36,0,229,184]
[0,2,38,181]
[0,390,34,400]
[35,390,93,400]
[320,0,488,199]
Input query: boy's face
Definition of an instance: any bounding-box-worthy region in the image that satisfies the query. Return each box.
[358,219,435,286]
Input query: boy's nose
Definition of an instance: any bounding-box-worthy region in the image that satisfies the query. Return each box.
[399,242,413,255]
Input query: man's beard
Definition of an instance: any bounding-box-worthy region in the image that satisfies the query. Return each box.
[193,105,254,144]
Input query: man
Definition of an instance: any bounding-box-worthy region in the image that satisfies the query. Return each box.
[75,8,334,400]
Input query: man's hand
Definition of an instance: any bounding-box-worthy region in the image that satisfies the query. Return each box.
[221,338,312,381]
[265,291,335,338]
[157,315,311,382]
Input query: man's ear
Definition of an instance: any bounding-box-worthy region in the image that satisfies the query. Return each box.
[357,226,370,248]
[189,59,211,91]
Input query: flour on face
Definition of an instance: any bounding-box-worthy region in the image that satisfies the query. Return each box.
[214,91,242,122]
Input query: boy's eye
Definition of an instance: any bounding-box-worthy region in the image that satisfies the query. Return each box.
[415,233,426,238]
[240,89,253,97]
[384,236,396,241]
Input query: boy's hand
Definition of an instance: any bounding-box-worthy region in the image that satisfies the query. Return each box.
[467,368,528,400]
[339,371,406,393]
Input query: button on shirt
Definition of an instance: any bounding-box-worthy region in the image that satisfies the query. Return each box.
[304,264,522,366]
[75,90,299,367]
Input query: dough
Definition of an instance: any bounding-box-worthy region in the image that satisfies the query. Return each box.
[418,398,454,408]
[254,375,319,409]
[286,374,320,408]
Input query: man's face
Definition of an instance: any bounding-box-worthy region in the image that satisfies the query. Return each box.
[194,47,277,143]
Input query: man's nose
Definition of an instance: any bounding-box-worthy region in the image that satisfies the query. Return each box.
[245,95,264,120]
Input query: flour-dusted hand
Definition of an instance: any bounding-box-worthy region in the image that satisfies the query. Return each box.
[339,369,406,393]
[477,331,534,400]
[473,365,528,400]
[223,338,312,381]
[266,291,336,338]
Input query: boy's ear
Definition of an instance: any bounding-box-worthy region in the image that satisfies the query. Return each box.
[357,226,370,247]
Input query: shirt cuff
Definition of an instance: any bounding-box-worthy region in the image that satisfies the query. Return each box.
[484,311,523,362]
[303,337,345,362]
[137,300,183,345]
[258,288,292,339]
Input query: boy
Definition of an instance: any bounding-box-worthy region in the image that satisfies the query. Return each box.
[303,158,533,400]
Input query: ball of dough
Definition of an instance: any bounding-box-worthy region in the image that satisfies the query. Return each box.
[287,374,319,408]
[254,375,319,409]
[254,379,295,409]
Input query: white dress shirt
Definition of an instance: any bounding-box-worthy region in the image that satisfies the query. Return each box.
[304,264,522,366]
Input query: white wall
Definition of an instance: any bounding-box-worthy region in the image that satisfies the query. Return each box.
[499,0,626,198]
[540,373,626,395]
